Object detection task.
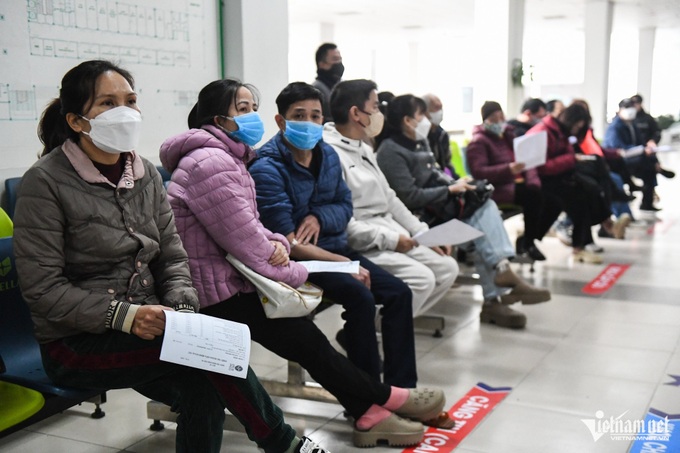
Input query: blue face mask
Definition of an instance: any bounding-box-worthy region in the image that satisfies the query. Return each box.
[283,120,323,150]
[222,111,265,146]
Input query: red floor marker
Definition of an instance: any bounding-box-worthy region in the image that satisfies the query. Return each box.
[401,383,511,453]
[581,263,630,295]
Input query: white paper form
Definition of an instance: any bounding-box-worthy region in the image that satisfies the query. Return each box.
[513,131,548,170]
[412,219,484,247]
[160,311,251,379]
[299,260,361,274]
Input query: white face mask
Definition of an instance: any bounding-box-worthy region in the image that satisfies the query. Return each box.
[429,110,443,126]
[413,116,431,141]
[82,106,142,154]
[619,107,637,121]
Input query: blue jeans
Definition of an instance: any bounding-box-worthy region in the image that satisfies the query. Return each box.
[306,250,417,388]
[610,172,633,218]
[42,331,295,453]
[462,200,515,300]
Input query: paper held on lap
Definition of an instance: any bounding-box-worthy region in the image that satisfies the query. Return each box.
[299,260,361,274]
[513,131,547,170]
[160,311,251,379]
[413,218,484,247]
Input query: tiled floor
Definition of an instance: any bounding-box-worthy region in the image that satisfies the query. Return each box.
[2,154,680,452]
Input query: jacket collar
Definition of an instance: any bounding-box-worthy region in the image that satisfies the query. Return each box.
[202,125,256,162]
[62,139,144,188]
[391,133,426,152]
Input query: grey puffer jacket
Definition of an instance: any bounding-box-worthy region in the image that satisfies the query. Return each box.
[14,140,198,343]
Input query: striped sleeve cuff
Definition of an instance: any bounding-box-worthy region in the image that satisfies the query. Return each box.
[105,300,140,334]
[174,303,196,313]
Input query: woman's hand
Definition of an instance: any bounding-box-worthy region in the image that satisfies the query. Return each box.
[395,235,418,253]
[509,162,526,175]
[431,245,452,256]
[448,179,476,194]
[268,240,290,266]
[295,215,320,245]
[132,305,173,340]
[351,265,371,289]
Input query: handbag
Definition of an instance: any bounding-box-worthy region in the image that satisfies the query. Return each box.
[226,254,323,319]
[423,179,494,226]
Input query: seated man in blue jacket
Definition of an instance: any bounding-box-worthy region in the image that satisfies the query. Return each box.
[249,82,418,389]
[603,98,673,213]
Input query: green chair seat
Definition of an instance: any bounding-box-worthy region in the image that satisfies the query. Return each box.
[0,381,45,432]
[0,208,12,238]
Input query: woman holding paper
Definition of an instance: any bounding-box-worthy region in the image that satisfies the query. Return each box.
[374,94,551,329]
[525,102,610,264]
[12,60,329,453]
[160,78,449,448]
[466,101,546,261]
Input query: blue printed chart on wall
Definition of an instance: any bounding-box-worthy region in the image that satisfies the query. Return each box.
[0,0,220,170]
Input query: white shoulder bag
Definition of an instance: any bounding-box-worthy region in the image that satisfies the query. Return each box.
[226,254,323,319]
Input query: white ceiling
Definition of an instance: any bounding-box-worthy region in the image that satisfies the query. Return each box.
[288,0,680,33]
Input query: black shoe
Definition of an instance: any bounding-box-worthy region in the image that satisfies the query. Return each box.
[335,328,347,351]
[527,245,546,261]
[640,205,662,212]
[628,183,644,192]
[612,190,636,202]
[598,226,614,238]
[659,168,675,179]
[515,235,527,255]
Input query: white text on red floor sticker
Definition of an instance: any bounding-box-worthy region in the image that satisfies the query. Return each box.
[401,382,511,453]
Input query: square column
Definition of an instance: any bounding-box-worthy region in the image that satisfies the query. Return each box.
[473,0,525,116]
[584,0,614,137]
[222,0,289,144]
[637,27,656,110]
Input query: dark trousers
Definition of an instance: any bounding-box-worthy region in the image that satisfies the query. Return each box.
[41,332,295,453]
[537,177,595,248]
[201,292,391,418]
[625,153,659,208]
[514,182,543,243]
[306,251,417,388]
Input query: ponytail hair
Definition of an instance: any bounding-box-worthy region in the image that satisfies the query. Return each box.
[188,79,259,129]
[375,94,426,149]
[38,60,134,156]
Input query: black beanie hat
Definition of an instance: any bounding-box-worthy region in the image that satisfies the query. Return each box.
[481,101,502,121]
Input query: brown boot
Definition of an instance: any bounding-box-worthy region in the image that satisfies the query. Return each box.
[494,267,551,305]
[480,301,526,328]
[499,281,551,305]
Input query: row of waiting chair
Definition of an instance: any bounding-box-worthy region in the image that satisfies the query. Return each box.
[0,233,106,438]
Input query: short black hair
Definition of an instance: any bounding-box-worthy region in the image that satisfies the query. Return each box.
[275,82,323,116]
[545,99,561,113]
[315,43,337,66]
[619,98,635,109]
[330,79,378,125]
[521,98,547,114]
[631,94,643,104]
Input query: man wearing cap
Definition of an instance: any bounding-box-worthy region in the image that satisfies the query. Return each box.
[603,98,673,213]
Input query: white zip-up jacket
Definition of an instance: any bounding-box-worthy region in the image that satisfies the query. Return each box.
[323,123,428,252]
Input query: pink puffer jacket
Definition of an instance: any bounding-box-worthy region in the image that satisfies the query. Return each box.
[160,125,308,308]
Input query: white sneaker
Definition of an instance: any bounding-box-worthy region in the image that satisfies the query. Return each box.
[585,243,604,253]
[296,436,330,453]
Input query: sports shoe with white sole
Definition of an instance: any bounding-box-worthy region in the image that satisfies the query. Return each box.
[296,436,330,453]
